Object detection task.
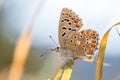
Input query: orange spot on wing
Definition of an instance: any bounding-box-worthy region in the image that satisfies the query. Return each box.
[74,19,79,23]
[86,30,91,36]
[91,44,96,48]
[88,48,94,55]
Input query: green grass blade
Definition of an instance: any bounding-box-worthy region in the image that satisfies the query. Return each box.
[54,63,66,80]
[96,22,120,80]
[54,60,74,80]
[61,60,74,80]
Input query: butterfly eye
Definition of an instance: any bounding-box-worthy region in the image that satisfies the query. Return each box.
[57,47,59,49]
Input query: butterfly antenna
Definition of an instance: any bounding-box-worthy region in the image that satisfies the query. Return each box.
[49,35,58,47]
[40,36,58,57]
[116,28,120,37]
[40,48,50,57]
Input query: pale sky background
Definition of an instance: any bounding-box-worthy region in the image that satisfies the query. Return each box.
[1,0,120,57]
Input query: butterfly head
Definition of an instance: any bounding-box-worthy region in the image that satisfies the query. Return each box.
[50,47,60,54]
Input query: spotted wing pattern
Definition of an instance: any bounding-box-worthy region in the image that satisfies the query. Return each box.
[58,8,83,47]
[64,29,99,57]
[58,8,99,58]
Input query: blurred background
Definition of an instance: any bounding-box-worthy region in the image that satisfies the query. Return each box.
[0,0,120,80]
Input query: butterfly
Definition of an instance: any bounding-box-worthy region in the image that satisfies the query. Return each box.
[51,8,99,63]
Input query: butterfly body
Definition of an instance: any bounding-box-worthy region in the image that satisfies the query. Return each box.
[51,8,99,61]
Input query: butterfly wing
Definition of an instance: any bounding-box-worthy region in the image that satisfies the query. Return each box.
[58,8,99,58]
[65,29,99,57]
[58,8,83,47]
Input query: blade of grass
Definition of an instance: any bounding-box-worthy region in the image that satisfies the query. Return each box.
[8,1,43,80]
[54,63,66,80]
[8,27,32,80]
[61,60,74,80]
[116,28,120,37]
[54,60,75,80]
[96,22,120,80]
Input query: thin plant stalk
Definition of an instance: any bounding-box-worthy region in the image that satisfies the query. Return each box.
[96,22,120,80]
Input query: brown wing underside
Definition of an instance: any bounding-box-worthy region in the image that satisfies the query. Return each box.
[65,29,99,56]
[58,8,99,57]
[58,8,83,47]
